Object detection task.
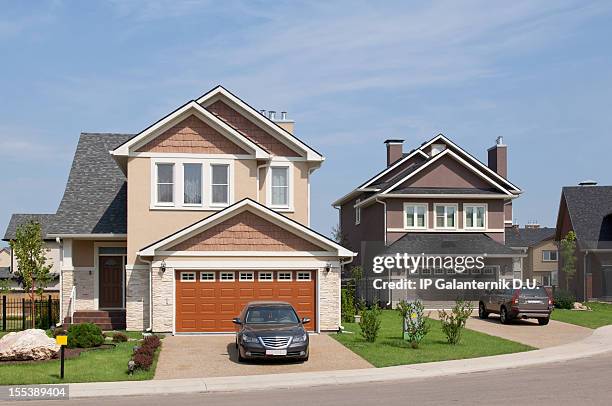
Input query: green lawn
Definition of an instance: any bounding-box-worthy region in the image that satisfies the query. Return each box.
[0,334,161,384]
[551,302,612,329]
[333,310,533,368]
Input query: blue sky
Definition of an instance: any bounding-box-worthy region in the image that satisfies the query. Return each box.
[2,0,612,245]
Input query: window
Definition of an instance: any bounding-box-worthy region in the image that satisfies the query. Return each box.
[542,274,551,286]
[421,268,432,276]
[271,167,289,207]
[211,164,229,205]
[433,268,445,275]
[464,204,486,229]
[435,204,457,229]
[355,199,361,225]
[297,271,311,281]
[483,266,496,275]
[156,163,174,204]
[220,272,235,282]
[278,271,292,281]
[239,272,254,281]
[183,163,202,205]
[542,250,558,262]
[471,268,482,275]
[180,272,196,282]
[404,203,427,229]
[200,272,215,282]
[258,271,273,281]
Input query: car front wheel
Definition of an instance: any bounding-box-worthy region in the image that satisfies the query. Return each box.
[500,306,510,324]
[479,302,489,319]
[538,318,550,326]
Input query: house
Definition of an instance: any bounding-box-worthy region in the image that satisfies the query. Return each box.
[505,224,557,286]
[3,86,354,333]
[332,135,525,305]
[555,183,612,301]
[0,247,9,268]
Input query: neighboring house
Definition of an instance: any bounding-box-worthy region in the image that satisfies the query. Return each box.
[3,86,354,333]
[555,183,612,301]
[505,224,557,286]
[0,247,10,268]
[333,135,525,305]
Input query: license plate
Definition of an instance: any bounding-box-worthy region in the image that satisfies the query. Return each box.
[265,349,287,356]
[527,300,542,304]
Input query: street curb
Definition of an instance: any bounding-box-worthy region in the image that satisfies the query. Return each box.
[60,325,612,398]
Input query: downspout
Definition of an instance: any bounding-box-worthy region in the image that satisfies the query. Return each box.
[375,198,388,305]
[140,258,153,332]
[56,237,63,326]
[584,250,589,302]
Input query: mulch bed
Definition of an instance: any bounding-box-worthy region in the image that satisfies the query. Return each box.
[0,344,116,365]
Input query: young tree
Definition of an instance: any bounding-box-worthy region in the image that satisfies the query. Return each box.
[560,231,577,289]
[9,221,52,328]
[331,223,348,246]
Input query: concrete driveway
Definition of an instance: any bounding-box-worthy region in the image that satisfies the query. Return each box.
[154,334,372,380]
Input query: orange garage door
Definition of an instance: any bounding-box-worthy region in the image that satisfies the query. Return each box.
[175,270,316,333]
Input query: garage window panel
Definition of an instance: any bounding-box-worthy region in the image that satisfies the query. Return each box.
[220,271,235,282]
[277,271,292,281]
[258,271,273,281]
[200,271,215,282]
[297,271,311,281]
[180,272,196,282]
[239,271,254,281]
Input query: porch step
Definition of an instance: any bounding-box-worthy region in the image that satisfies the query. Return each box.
[64,310,126,331]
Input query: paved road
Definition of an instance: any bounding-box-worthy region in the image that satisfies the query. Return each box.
[8,353,612,406]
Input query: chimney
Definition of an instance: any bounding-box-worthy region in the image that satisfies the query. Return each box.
[384,139,404,167]
[487,136,507,178]
[269,110,295,134]
[579,180,598,186]
[525,221,540,229]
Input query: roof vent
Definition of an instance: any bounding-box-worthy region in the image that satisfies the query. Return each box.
[496,136,505,146]
[579,180,598,186]
[268,111,276,120]
[280,111,287,120]
[260,109,266,116]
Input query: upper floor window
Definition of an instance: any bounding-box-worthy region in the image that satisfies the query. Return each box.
[404,203,427,229]
[355,199,361,225]
[464,204,486,229]
[542,250,558,262]
[435,204,457,229]
[183,163,202,205]
[156,163,174,204]
[211,164,229,206]
[271,167,289,207]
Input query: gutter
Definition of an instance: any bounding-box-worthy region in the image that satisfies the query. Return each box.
[375,198,387,246]
[56,237,63,327]
[584,250,589,301]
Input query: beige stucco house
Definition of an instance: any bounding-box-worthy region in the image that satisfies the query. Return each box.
[505,225,557,286]
[3,86,354,333]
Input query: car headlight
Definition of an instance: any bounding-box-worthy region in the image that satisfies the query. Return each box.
[242,334,259,343]
[292,333,308,343]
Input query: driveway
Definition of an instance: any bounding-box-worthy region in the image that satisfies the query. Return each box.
[154,333,372,380]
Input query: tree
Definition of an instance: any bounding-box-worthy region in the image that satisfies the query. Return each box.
[331,223,348,246]
[9,221,52,328]
[560,231,577,289]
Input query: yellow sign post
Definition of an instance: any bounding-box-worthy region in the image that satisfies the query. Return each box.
[56,335,67,378]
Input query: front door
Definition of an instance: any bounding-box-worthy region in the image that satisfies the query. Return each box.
[99,256,123,308]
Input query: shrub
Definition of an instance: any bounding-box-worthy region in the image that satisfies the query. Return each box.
[341,288,355,323]
[359,304,382,342]
[402,300,430,349]
[554,290,576,310]
[438,300,473,345]
[67,323,105,348]
[112,332,128,343]
[53,327,67,338]
[132,351,153,371]
[142,335,161,350]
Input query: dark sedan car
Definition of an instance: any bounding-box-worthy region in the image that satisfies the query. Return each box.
[233,301,310,362]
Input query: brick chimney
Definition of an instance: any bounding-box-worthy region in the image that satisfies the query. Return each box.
[487,136,507,178]
[384,139,404,167]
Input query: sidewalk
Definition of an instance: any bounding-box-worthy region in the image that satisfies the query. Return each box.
[66,325,612,399]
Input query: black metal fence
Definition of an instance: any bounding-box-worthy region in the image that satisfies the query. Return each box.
[1,295,59,331]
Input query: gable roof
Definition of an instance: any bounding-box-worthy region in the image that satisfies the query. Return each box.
[3,214,55,240]
[505,227,555,248]
[139,198,355,257]
[557,186,612,249]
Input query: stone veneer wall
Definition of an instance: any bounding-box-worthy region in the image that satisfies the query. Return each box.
[318,267,340,331]
[61,268,95,319]
[126,268,150,331]
[151,267,174,332]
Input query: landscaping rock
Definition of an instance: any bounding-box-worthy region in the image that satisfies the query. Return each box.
[573,302,591,311]
[0,329,60,361]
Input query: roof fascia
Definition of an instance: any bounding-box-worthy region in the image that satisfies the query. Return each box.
[358,149,428,190]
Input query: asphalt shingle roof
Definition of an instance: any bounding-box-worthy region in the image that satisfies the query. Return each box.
[383,232,519,256]
[3,214,55,240]
[504,227,555,248]
[562,186,612,249]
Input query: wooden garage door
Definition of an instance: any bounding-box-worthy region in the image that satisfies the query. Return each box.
[175,270,316,333]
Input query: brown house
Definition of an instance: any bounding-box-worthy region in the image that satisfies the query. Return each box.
[555,183,612,301]
[505,225,557,286]
[333,135,525,304]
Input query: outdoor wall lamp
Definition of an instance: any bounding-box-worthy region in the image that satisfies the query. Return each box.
[325,263,332,273]
[160,260,166,273]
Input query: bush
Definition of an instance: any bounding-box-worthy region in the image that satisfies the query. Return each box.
[341,288,355,323]
[142,334,161,350]
[112,332,128,343]
[52,327,67,338]
[67,323,105,348]
[132,351,153,371]
[402,300,430,349]
[554,290,576,310]
[438,300,473,345]
[359,304,382,342]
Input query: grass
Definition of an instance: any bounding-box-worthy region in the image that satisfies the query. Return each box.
[0,332,161,384]
[551,302,612,329]
[333,310,533,368]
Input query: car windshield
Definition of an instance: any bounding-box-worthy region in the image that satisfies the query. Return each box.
[520,287,549,297]
[245,306,299,324]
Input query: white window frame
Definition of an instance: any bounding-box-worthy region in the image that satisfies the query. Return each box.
[180,271,196,282]
[433,268,445,276]
[258,271,274,282]
[154,162,175,206]
[278,271,292,281]
[266,164,292,210]
[355,199,361,225]
[182,162,204,207]
[239,271,255,281]
[200,271,215,282]
[220,271,235,282]
[434,203,458,230]
[403,203,428,230]
[463,204,487,230]
[542,250,558,262]
[421,268,432,276]
[297,271,312,281]
[210,163,231,207]
[471,268,482,275]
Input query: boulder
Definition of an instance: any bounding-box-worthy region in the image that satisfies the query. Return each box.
[573,302,591,311]
[0,329,60,361]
